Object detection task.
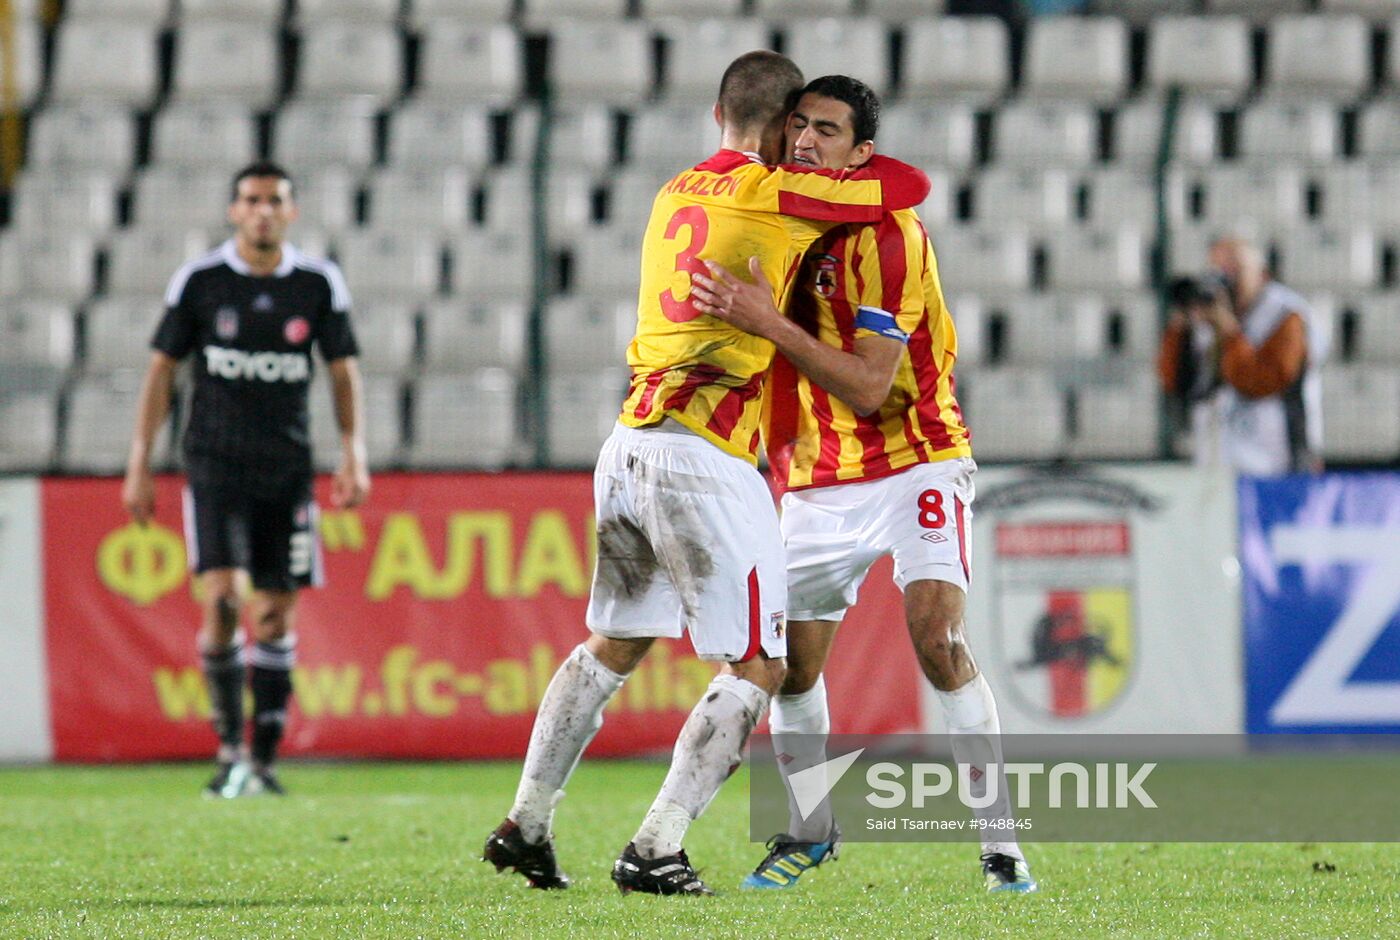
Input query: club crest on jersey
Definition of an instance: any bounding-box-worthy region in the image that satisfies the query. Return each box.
[771,612,785,639]
[812,254,840,298]
[253,293,275,313]
[284,316,311,345]
[215,306,239,340]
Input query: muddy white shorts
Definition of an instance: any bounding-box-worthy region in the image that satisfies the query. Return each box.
[781,458,976,622]
[585,422,788,662]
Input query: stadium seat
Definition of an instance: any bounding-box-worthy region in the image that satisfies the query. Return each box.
[0,20,45,108]
[1207,0,1310,20]
[1358,100,1400,156]
[1318,162,1400,232]
[878,102,977,168]
[990,102,1097,165]
[1320,364,1400,459]
[1345,293,1400,363]
[447,228,535,298]
[545,170,603,243]
[274,100,380,170]
[915,166,956,228]
[901,17,1009,103]
[547,21,653,105]
[10,173,118,237]
[387,102,496,170]
[297,0,401,22]
[752,0,850,15]
[630,105,722,171]
[409,0,514,25]
[1112,99,1219,165]
[1092,0,1197,24]
[335,229,443,303]
[1275,226,1379,290]
[50,20,160,107]
[546,368,632,466]
[1237,101,1340,161]
[1100,290,1161,361]
[309,375,403,471]
[1320,0,1400,16]
[973,167,1074,229]
[1265,15,1370,100]
[0,232,96,304]
[150,104,259,168]
[179,0,284,22]
[478,167,532,230]
[1046,228,1149,291]
[0,301,76,373]
[927,228,1032,292]
[415,21,523,105]
[64,0,170,24]
[544,297,634,371]
[421,299,529,372]
[171,22,281,106]
[296,22,404,103]
[1199,164,1306,227]
[865,0,947,20]
[365,167,474,233]
[549,104,615,171]
[83,297,165,373]
[959,366,1066,460]
[567,226,643,297]
[1146,16,1253,100]
[1072,373,1161,460]
[105,229,212,298]
[607,168,675,232]
[997,294,1104,364]
[1165,221,1262,277]
[410,370,518,468]
[345,300,419,376]
[64,373,162,473]
[1085,168,1158,228]
[0,393,59,472]
[290,167,360,235]
[642,0,745,15]
[782,18,891,97]
[129,167,235,231]
[943,293,987,365]
[1022,16,1129,103]
[522,0,630,25]
[656,18,771,102]
[27,106,137,173]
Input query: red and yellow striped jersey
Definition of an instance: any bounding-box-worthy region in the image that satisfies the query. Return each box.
[766,208,971,491]
[619,151,931,463]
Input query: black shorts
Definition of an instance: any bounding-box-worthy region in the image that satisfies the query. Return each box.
[182,476,322,592]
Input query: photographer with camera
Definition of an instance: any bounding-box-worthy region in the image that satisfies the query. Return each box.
[1157,236,1328,476]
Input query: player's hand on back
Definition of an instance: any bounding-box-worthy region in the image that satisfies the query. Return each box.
[122,466,156,525]
[331,456,370,509]
[690,257,782,340]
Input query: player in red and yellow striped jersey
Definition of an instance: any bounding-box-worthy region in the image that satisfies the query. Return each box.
[691,75,1036,895]
[486,53,931,898]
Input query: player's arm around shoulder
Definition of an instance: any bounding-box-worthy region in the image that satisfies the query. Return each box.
[326,356,370,508]
[759,154,931,222]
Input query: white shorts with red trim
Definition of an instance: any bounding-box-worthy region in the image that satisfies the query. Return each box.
[585,422,788,662]
[781,457,975,622]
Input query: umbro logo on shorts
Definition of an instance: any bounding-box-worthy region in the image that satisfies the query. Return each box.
[921,531,948,544]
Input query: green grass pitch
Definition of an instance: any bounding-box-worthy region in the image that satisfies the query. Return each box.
[1,760,1395,938]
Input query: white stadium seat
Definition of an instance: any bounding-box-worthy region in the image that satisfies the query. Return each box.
[1266,15,1370,100]
[1207,0,1310,20]
[1275,226,1379,290]
[999,294,1112,364]
[548,21,653,105]
[388,102,495,170]
[64,0,170,24]
[1165,221,1263,277]
[960,366,1066,461]
[568,226,642,297]
[1085,169,1158,228]
[180,0,283,22]
[544,297,634,371]
[275,100,380,170]
[1358,101,1400,156]
[1320,0,1400,17]
[1318,163,1400,232]
[630,105,720,171]
[50,20,160,106]
[973,167,1074,229]
[416,21,523,105]
[607,169,673,232]
[1023,16,1129,103]
[928,228,1032,292]
[335,229,442,303]
[410,0,515,25]
[310,375,402,471]
[0,21,45,108]
[944,293,987,365]
[1073,374,1161,460]
[1146,16,1252,100]
[549,105,615,171]
[902,17,1009,103]
[346,301,419,375]
[1321,364,1400,459]
[1113,99,1218,165]
[522,0,630,25]
[1237,101,1340,161]
[171,22,280,106]
[1390,15,1400,85]
[545,171,602,243]
[657,18,771,102]
[298,0,400,22]
[915,166,956,228]
[991,101,1097,164]
[151,104,259,168]
[878,102,977,168]
[642,0,745,15]
[0,301,76,372]
[11,173,118,236]
[1046,228,1149,291]
[297,22,403,103]
[1094,0,1197,23]
[546,368,632,466]
[83,297,165,373]
[449,228,536,298]
[0,232,95,304]
[290,167,360,235]
[130,167,234,230]
[752,0,849,14]
[106,229,212,298]
[366,167,474,232]
[65,374,164,473]
[27,106,136,173]
[0,393,59,471]
[1199,164,1306,226]
[865,0,946,20]
[478,167,531,230]
[421,299,529,371]
[783,18,891,96]
[411,370,517,468]
[1344,293,1400,363]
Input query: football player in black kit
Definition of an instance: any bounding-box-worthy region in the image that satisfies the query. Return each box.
[122,162,370,797]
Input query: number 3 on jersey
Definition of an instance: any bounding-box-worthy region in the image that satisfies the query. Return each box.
[659,205,709,323]
[918,489,947,529]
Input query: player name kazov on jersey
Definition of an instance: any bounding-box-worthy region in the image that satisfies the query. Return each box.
[203,346,310,383]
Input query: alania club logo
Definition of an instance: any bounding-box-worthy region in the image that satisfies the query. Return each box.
[812,254,839,298]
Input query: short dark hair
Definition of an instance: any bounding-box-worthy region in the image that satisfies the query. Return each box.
[230,161,294,202]
[717,51,805,134]
[799,75,880,145]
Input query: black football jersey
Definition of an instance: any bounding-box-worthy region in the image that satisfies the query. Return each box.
[152,240,359,487]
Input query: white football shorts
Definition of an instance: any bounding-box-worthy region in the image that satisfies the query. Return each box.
[585,422,788,662]
[781,458,976,622]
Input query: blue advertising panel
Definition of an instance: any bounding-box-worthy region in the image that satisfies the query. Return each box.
[1241,475,1400,734]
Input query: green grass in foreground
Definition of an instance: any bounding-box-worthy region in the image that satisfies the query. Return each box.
[0,761,1395,939]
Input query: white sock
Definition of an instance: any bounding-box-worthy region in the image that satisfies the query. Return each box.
[936,673,1023,861]
[770,677,834,841]
[633,674,769,859]
[509,644,626,844]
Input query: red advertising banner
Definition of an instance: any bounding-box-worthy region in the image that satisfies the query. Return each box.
[42,473,921,762]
